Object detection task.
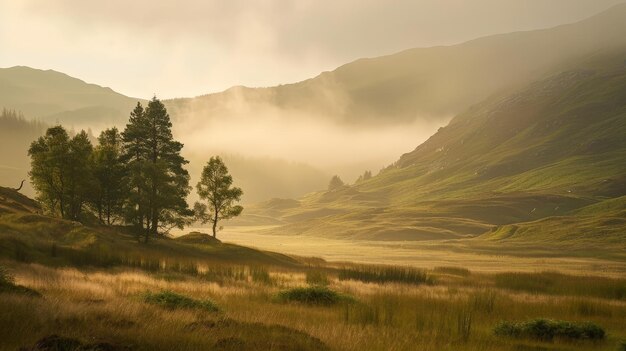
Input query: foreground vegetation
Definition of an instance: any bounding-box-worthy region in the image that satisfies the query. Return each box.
[1,260,625,351]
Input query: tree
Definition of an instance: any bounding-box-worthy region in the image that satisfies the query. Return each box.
[28,126,94,220]
[28,126,70,217]
[65,131,95,221]
[121,102,148,235]
[327,175,344,191]
[91,127,127,225]
[356,170,372,183]
[194,156,243,237]
[121,97,192,241]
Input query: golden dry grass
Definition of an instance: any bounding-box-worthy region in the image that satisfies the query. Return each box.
[1,262,625,351]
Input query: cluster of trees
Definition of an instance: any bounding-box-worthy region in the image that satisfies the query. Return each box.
[28,97,242,241]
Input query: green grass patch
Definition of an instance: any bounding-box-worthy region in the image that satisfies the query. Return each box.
[338,265,433,285]
[494,319,605,341]
[142,291,219,312]
[276,286,352,306]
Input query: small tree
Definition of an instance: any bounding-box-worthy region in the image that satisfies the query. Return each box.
[328,175,344,191]
[194,156,243,237]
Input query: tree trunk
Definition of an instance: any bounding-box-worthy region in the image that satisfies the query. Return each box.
[212,220,217,237]
[212,209,218,238]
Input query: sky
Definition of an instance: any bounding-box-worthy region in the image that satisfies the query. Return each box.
[0,0,624,99]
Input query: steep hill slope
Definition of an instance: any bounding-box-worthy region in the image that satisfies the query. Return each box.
[254,52,626,250]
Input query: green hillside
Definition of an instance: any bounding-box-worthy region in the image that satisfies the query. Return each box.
[0,186,299,269]
[252,52,626,251]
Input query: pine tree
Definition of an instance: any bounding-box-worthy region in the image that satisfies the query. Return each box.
[122,98,192,241]
[121,102,149,236]
[328,175,344,191]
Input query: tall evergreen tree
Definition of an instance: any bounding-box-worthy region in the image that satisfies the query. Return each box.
[121,102,149,236]
[122,98,191,241]
[92,127,127,225]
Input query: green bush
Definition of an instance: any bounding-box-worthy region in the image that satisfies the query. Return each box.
[306,270,330,286]
[338,265,433,285]
[276,286,351,306]
[494,319,605,341]
[142,291,219,312]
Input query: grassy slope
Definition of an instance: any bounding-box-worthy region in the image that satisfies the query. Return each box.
[0,187,299,269]
[252,52,626,252]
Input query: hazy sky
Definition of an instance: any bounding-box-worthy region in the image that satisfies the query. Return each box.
[0,0,623,99]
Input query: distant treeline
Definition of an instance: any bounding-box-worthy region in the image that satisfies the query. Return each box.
[28,98,243,242]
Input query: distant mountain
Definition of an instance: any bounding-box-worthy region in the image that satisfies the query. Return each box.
[255,51,626,252]
[166,3,626,128]
[0,66,142,129]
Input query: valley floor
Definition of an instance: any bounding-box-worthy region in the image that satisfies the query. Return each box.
[183,226,626,277]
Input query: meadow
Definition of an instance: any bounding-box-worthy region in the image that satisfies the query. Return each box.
[1,255,625,351]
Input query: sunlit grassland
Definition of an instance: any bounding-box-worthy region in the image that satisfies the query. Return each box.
[1,261,625,351]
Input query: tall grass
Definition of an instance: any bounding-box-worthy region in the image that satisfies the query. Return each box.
[306,270,330,286]
[495,271,626,300]
[338,265,433,285]
[434,266,471,277]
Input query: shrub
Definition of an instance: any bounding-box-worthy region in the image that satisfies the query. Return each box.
[306,270,329,286]
[142,291,219,312]
[494,319,605,341]
[276,286,351,306]
[338,265,433,285]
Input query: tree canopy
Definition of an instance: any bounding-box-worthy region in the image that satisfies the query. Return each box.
[194,156,243,238]
[28,97,193,242]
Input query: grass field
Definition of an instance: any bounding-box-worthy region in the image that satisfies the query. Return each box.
[1,260,625,351]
